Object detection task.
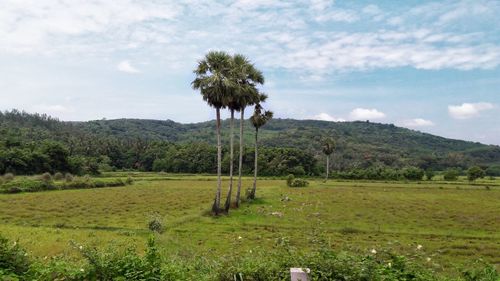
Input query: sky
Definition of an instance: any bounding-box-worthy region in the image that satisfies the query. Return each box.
[1,0,499,145]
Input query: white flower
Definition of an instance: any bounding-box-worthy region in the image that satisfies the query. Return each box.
[80,268,85,272]
[371,249,377,254]
[388,262,392,268]
[249,250,252,253]
[238,236,242,240]
[426,257,431,262]
[417,244,423,250]
[79,246,83,250]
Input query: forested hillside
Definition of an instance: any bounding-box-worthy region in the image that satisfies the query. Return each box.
[1,110,499,176]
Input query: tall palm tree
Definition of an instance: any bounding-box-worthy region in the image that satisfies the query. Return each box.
[233,54,264,207]
[322,137,335,182]
[248,94,273,200]
[224,54,264,212]
[192,51,233,215]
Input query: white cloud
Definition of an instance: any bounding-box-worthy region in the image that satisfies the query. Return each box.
[311,113,345,122]
[448,102,494,119]
[349,108,386,120]
[402,118,435,127]
[0,0,499,74]
[117,61,140,73]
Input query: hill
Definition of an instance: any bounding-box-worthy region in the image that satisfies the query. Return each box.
[76,117,500,170]
[1,110,499,175]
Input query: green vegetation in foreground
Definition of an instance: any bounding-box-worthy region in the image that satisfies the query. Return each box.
[0,174,499,279]
[2,235,498,280]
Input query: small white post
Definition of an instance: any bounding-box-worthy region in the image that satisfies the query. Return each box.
[290,268,310,281]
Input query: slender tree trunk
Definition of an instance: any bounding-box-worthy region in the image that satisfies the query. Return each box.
[235,108,245,208]
[325,154,330,182]
[250,128,258,199]
[212,107,222,215]
[224,109,235,213]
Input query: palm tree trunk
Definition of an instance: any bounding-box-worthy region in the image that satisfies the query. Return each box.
[235,109,245,208]
[212,107,222,215]
[224,109,235,213]
[250,128,258,199]
[325,154,330,182]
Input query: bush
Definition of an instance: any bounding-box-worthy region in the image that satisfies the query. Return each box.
[64,173,74,182]
[403,167,424,181]
[425,169,435,181]
[3,173,14,182]
[0,235,30,277]
[286,174,309,187]
[444,168,460,181]
[39,172,52,183]
[467,166,485,182]
[126,176,134,185]
[148,216,164,233]
[485,165,500,177]
[53,172,64,181]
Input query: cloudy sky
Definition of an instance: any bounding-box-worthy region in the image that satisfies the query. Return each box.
[1,0,499,145]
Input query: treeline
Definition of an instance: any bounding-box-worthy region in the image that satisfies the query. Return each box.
[1,110,500,177]
[0,138,319,176]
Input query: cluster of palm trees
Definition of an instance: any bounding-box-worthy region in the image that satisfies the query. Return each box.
[192,51,273,215]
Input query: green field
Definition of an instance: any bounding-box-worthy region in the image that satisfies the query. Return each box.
[1,173,499,276]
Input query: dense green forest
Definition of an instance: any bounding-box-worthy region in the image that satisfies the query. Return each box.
[1,110,499,176]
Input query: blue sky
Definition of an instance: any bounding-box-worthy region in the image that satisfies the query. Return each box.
[1,0,499,144]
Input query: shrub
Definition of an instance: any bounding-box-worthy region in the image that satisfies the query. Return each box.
[425,169,435,181]
[3,173,15,182]
[0,235,31,276]
[64,173,74,182]
[467,166,485,182]
[126,176,134,185]
[444,168,460,181]
[39,172,52,183]
[403,167,424,181]
[54,172,64,181]
[286,174,309,187]
[485,165,500,177]
[148,215,164,233]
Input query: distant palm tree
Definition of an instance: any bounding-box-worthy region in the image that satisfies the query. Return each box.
[192,51,233,215]
[248,94,273,200]
[322,137,335,181]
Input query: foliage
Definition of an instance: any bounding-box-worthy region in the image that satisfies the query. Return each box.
[467,166,486,182]
[321,137,335,156]
[39,172,52,183]
[0,175,130,194]
[53,172,64,181]
[3,173,14,182]
[1,234,498,280]
[148,215,164,234]
[444,168,461,181]
[425,169,436,181]
[2,110,500,176]
[0,235,30,277]
[403,167,425,181]
[286,174,309,187]
[485,165,500,176]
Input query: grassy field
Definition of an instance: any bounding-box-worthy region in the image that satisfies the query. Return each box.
[0,173,499,276]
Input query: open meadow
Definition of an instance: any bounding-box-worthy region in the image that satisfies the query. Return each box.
[1,173,499,277]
